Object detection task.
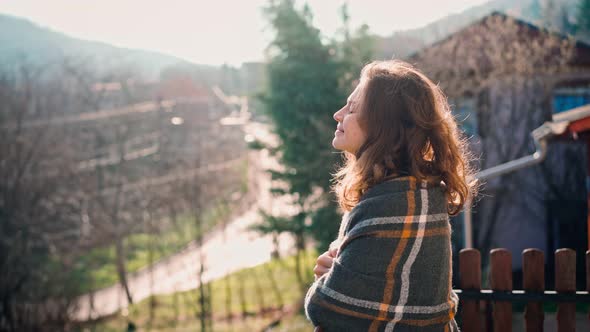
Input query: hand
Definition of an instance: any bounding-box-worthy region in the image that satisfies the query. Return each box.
[313,245,338,280]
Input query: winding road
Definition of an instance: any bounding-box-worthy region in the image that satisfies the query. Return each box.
[74,121,297,321]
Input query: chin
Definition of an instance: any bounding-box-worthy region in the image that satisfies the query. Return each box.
[332,138,343,150]
[333,145,347,153]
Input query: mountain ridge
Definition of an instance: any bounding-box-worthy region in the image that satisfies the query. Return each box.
[0,0,580,77]
[0,13,212,79]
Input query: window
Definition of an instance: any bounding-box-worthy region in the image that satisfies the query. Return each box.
[553,84,590,113]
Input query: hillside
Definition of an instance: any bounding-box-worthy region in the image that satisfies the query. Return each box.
[0,14,210,79]
[374,0,580,59]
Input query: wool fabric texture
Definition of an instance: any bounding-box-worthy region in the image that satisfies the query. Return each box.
[305,176,459,331]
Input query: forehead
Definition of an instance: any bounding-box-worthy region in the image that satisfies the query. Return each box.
[348,83,364,102]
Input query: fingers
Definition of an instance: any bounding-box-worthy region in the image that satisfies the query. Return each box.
[328,239,340,257]
[317,251,333,267]
[313,264,331,279]
[313,251,334,279]
[328,245,338,257]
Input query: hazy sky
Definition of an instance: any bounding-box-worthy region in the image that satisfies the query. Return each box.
[1,0,489,66]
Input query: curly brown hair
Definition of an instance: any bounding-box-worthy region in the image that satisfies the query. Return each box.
[332,60,476,215]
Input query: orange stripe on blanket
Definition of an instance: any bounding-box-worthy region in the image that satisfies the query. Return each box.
[315,297,389,321]
[316,296,456,327]
[369,177,416,332]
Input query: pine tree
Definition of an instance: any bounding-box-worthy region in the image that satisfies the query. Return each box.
[258,0,375,253]
[260,0,344,253]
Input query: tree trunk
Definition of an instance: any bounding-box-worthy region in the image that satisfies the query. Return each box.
[238,273,248,317]
[114,237,133,305]
[224,274,233,322]
[173,290,179,323]
[148,219,155,324]
[294,233,306,293]
[207,282,213,332]
[272,232,280,260]
[264,263,284,309]
[294,247,305,293]
[251,269,266,314]
[198,249,208,331]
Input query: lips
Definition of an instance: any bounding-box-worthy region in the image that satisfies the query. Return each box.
[337,126,344,132]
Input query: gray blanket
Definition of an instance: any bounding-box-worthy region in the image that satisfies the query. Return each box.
[305,176,460,331]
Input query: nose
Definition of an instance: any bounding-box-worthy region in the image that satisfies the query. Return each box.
[333,107,343,122]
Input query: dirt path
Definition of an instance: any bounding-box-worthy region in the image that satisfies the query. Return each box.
[73,121,296,321]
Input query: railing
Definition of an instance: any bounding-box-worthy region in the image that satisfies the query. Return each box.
[456,248,590,331]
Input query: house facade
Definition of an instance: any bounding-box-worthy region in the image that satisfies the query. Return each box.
[411,12,590,288]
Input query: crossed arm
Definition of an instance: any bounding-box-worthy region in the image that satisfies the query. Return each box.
[313,239,340,280]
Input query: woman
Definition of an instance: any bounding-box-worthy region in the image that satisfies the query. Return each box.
[304,60,475,331]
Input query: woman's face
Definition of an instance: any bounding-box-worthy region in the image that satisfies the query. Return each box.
[332,83,367,154]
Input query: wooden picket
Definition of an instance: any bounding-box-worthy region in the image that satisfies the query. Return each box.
[523,248,544,332]
[490,249,512,332]
[458,248,590,331]
[459,249,482,332]
[555,249,576,332]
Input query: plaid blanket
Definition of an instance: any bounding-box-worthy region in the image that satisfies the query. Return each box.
[305,176,459,331]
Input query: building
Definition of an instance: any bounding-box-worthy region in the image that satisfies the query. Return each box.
[411,12,590,289]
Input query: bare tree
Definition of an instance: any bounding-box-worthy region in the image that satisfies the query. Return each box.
[0,65,87,330]
[1,56,252,330]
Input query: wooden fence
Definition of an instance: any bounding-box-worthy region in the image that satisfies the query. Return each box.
[457,248,590,332]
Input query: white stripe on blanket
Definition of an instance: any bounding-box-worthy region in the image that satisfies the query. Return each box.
[317,284,455,315]
[348,213,447,235]
[385,187,429,331]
